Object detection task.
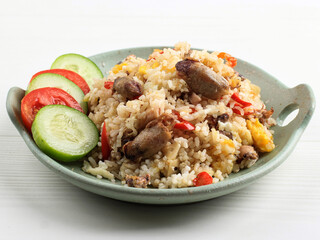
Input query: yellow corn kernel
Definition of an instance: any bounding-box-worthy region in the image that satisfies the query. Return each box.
[152,61,160,69]
[246,118,275,152]
[153,49,163,53]
[112,63,127,74]
[138,65,147,75]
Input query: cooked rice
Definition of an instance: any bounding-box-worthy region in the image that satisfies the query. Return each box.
[82,42,276,189]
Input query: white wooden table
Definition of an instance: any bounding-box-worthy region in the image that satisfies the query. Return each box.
[1,1,319,239]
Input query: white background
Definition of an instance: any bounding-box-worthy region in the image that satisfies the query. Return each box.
[1,0,319,239]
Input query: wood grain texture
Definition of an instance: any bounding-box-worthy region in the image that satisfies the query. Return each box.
[1,0,319,239]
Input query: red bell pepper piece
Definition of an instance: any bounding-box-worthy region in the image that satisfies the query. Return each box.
[101,122,111,160]
[193,172,213,187]
[104,81,114,89]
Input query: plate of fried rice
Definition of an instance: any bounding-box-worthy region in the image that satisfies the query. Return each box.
[7,42,315,204]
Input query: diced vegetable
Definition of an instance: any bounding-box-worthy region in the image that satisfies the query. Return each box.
[218,52,237,68]
[174,121,195,131]
[231,92,252,107]
[104,81,114,89]
[172,110,195,131]
[193,172,213,187]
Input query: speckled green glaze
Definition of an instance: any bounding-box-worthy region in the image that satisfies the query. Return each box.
[6,47,315,204]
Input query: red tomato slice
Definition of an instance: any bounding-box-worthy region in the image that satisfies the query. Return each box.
[21,87,84,132]
[101,122,111,160]
[30,69,90,94]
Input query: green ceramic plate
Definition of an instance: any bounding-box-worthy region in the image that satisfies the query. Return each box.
[6,47,315,204]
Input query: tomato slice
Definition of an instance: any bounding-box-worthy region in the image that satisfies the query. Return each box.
[21,87,84,132]
[101,122,111,160]
[30,69,90,94]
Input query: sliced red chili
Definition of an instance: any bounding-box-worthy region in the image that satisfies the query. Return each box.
[174,121,195,131]
[101,122,111,160]
[190,107,197,114]
[231,92,252,107]
[193,172,213,187]
[172,110,184,122]
[104,81,114,89]
[172,110,195,131]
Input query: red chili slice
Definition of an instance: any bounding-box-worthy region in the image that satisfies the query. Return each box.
[174,121,195,131]
[172,110,195,131]
[30,69,90,94]
[21,87,84,132]
[231,93,252,107]
[101,122,111,160]
[193,172,213,187]
[172,110,185,122]
[217,52,237,68]
[104,81,114,89]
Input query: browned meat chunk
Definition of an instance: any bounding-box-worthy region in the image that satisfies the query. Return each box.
[123,114,175,161]
[259,107,274,125]
[206,113,229,130]
[125,174,150,188]
[238,145,258,162]
[175,59,229,100]
[189,92,202,105]
[121,129,135,147]
[113,76,143,100]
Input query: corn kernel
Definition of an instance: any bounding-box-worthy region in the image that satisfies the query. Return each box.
[112,63,127,74]
[138,65,147,75]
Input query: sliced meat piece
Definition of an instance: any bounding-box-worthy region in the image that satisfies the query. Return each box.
[113,76,143,100]
[123,114,175,161]
[125,174,150,188]
[175,59,229,100]
[238,145,258,162]
[189,92,202,105]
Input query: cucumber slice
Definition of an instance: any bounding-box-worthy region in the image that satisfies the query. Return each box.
[26,73,87,114]
[31,105,99,162]
[51,53,103,89]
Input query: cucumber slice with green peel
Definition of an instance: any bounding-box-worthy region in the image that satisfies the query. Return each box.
[26,73,88,114]
[31,105,99,162]
[51,53,103,89]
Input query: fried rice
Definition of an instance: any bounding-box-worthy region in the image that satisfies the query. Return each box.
[82,42,276,189]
